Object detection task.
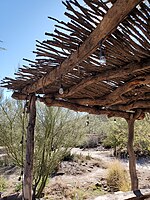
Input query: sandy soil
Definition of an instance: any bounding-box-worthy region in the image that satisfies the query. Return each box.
[1,148,150,200]
[43,148,150,199]
[71,148,150,190]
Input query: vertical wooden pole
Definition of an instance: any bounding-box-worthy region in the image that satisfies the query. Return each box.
[127,116,138,192]
[23,95,36,200]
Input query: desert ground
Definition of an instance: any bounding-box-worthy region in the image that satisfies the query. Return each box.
[0,148,150,200]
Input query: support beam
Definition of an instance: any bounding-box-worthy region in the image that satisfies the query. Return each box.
[59,60,150,98]
[39,97,131,119]
[23,95,36,200]
[12,92,28,100]
[67,75,150,106]
[21,0,141,94]
[67,94,150,108]
[126,116,139,192]
[112,100,150,111]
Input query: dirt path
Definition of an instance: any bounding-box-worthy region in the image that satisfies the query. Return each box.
[71,148,150,200]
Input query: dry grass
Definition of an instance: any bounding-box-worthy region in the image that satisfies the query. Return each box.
[106,160,130,192]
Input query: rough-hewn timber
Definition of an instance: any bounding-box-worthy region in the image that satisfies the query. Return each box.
[23,95,36,200]
[19,0,142,94]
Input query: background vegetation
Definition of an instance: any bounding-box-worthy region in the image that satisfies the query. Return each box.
[0,90,150,198]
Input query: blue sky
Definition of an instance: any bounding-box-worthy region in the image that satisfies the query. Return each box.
[0,0,68,85]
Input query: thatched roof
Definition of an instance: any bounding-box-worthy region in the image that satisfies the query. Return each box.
[1,0,150,119]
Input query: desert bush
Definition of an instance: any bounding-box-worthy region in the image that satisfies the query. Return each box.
[0,176,7,192]
[33,106,83,199]
[72,153,92,164]
[103,116,150,157]
[77,134,100,149]
[106,160,130,192]
[14,182,22,192]
[0,97,83,199]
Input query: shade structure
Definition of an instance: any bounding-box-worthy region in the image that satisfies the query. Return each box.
[1,0,150,120]
[1,1,150,199]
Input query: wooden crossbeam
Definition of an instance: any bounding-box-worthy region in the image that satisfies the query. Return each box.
[112,100,150,111]
[39,97,131,119]
[21,0,141,94]
[68,93,150,108]
[58,59,150,98]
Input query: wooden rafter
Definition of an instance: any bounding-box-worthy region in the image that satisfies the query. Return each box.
[20,0,142,95]
[56,59,150,98]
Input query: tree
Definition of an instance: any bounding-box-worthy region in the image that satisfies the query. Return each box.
[33,104,82,198]
[0,95,83,198]
[102,116,150,157]
[0,98,25,166]
[102,118,127,156]
[77,114,110,148]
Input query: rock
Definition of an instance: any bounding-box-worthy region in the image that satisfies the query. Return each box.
[95,182,102,188]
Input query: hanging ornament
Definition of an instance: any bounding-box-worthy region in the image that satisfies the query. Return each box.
[99,41,106,65]
[59,84,64,95]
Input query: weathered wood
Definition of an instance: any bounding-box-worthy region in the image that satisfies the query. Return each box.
[126,193,150,200]
[1,0,150,132]
[112,100,150,111]
[23,95,36,200]
[71,0,100,23]
[21,0,141,94]
[12,92,28,100]
[39,97,131,119]
[63,1,95,30]
[56,59,150,98]
[127,117,139,192]
[66,75,150,107]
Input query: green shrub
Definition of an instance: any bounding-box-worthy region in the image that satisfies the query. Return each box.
[106,160,130,192]
[14,182,22,192]
[0,176,7,191]
[77,134,100,149]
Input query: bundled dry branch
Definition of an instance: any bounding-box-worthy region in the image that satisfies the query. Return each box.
[1,0,150,116]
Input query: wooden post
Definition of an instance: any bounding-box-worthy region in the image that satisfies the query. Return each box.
[23,95,36,200]
[127,116,138,192]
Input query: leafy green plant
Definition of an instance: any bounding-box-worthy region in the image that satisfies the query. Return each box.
[0,176,7,192]
[14,182,22,192]
[33,105,83,199]
[103,118,127,156]
[0,95,83,199]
